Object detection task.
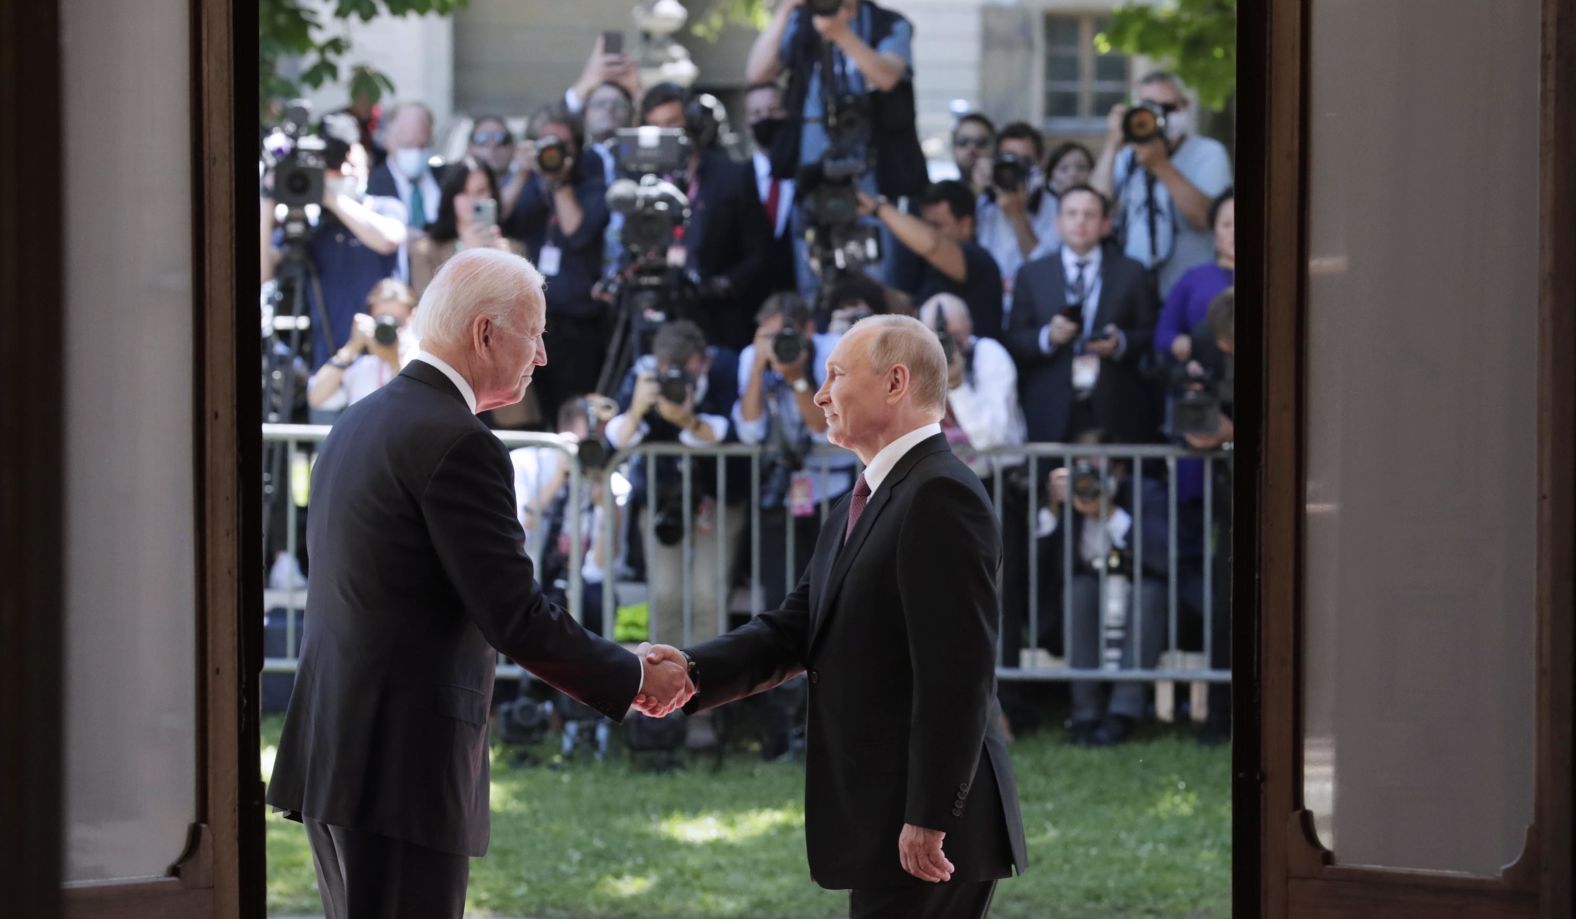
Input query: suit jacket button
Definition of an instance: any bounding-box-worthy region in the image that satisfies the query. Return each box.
[959,782,970,792]
[809,670,819,684]
[952,806,964,817]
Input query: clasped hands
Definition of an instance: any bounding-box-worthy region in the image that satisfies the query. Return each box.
[632,642,694,717]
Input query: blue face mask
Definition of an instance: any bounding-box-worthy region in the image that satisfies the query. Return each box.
[393,147,429,179]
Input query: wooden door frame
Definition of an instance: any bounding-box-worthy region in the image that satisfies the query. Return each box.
[0,0,262,915]
[1242,0,1575,916]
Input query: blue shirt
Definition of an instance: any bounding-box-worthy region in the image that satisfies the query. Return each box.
[285,195,404,368]
[1112,134,1232,296]
[1155,261,1233,355]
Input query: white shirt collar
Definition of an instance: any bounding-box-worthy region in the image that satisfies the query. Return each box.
[1061,244,1102,276]
[862,422,942,495]
[412,350,479,414]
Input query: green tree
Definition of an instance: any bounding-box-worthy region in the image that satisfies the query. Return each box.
[1098,0,1236,110]
[260,0,469,120]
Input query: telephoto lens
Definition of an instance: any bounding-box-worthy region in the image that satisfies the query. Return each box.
[536,135,566,173]
[373,316,400,347]
[772,327,805,365]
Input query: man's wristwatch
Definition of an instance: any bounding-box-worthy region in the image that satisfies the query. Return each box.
[791,376,811,394]
[679,651,699,690]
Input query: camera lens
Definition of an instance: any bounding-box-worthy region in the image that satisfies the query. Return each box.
[1122,104,1165,145]
[772,328,804,365]
[537,136,566,173]
[373,316,400,347]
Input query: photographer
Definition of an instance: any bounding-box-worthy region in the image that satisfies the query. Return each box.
[502,105,612,424]
[975,121,1062,316]
[858,179,1005,339]
[1155,188,1233,366]
[564,33,642,129]
[1090,71,1232,297]
[950,112,995,196]
[605,320,742,647]
[260,113,408,373]
[733,293,855,607]
[641,83,772,352]
[305,278,418,411]
[746,81,800,299]
[1038,455,1169,747]
[1006,185,1159,445]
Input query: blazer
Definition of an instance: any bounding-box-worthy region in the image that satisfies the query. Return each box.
[1005,244,1159,444]
[266,361,642,857]
[684,434,1029,889]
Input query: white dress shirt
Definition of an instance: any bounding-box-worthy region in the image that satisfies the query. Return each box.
[945,336,1027,474]
[753,150,796,239]
[862,422,942,495]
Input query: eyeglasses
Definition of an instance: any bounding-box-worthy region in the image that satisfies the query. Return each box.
[470,130,511,146]
[953,135,991,149]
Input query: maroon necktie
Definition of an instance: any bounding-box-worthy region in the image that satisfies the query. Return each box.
[765,178,782,233]
[843,474,871,544]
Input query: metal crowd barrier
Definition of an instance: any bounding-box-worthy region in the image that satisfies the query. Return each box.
[261,424,1230,692]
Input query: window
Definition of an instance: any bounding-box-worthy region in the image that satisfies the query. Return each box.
[1044,13,1131,132]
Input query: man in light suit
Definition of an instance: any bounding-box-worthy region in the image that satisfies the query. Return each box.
[266,248,692,919]
[650,315,1028,918]
[1005,185,1158,445]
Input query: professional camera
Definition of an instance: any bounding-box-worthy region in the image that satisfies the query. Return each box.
[805,0,844,14]
[536,134,567,174]
[1071,460,1114,502]
[607,176,690,260]
[930,305,957,366]
[372,315,400,347]
[611,125,690,178]
[1121,101,1170,145]
[772,326,807,365]
[262,100,328,210]
[656,366,694,405]
[991,152,1030,193]
[1168,364,1233,437]
[652,485,689,547]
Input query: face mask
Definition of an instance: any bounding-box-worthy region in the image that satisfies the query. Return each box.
[750,117,785,150]
[327,174,363,200]
[393,147,429,179]
[1163,108,1191,143]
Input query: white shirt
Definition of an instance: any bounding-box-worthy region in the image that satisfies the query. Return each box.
[945,336,1026,474]
[752,150,796,239]
[975,193,1059,318]
[1038,504,1134,566]
[862,422,942,495]
[411,351,478,414]
[308,331,418,411]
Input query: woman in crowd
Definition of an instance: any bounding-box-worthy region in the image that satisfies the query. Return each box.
[1155,187,1234,363]
[306,278,419,411]
[408,156,522,298]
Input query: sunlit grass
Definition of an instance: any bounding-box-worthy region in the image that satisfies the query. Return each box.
[264,707,1230,918]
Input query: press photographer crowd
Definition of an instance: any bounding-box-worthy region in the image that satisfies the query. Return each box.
[260,0,1236,760]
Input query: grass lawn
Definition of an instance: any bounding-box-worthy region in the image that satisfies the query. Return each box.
[264,704,1229,918]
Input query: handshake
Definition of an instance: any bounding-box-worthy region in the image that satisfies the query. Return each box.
[632,642,696,717]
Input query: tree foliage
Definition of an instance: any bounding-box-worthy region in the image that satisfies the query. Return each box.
[1099,0,1236,110]
[260,0,469,118]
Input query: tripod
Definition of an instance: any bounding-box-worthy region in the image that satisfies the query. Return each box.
[594,261,692,398]
[261,213,333,561]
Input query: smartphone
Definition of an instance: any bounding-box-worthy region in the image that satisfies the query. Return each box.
[1057,305,1084,324]
[472,197,497,228]
[602,30,623,54]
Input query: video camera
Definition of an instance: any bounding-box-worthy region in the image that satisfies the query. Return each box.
[262,100,328,212]
[606,127,692,265]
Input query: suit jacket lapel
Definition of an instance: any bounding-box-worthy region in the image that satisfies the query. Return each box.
[810,435,950,648]
[400,360,468,407]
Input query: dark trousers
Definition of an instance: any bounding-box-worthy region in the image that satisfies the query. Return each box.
[304,817,469,919]
[849,879,997,919]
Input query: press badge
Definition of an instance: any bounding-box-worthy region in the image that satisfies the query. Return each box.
[1072,353,1101,392]
[789,471,816,518]
[537,244,563,276]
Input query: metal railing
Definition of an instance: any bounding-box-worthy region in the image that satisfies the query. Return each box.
[261,424,1230,690]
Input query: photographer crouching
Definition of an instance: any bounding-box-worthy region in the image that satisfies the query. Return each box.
[305,278,418,412]
[605,320,743,648]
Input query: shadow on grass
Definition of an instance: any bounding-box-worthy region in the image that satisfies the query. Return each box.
[264,714,1229,919]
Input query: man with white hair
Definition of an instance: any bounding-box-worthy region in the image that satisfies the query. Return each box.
[651,315,1028,918]
[266,248,693,919]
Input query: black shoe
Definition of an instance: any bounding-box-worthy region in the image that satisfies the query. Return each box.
[1064,719,1100,746]
[1091,715,1136,747]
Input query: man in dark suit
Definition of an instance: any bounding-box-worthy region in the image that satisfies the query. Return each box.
[1005,185,1159,444]
[648,315,1027,918]
[266,248,693,919]
[641,82,772,352]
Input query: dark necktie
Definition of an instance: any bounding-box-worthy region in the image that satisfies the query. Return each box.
[408,180,427,230]
[1068,259,1089,305]
[843,473,871,544]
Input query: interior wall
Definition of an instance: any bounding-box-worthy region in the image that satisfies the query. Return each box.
[60,0,198,883]
[1300,0,1540,877]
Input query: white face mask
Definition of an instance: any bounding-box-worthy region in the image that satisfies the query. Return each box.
[393,147,429,179]
[327,174,364,200]
[1164,108,1191,143]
